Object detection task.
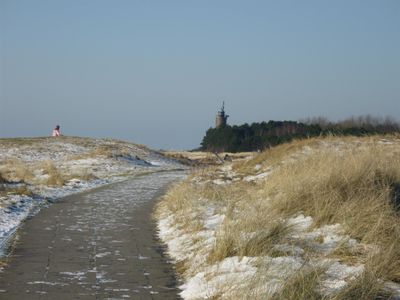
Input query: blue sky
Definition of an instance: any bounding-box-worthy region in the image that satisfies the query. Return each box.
[1,0,399,149]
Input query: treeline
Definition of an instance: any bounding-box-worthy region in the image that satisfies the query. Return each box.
[201,116,400,152]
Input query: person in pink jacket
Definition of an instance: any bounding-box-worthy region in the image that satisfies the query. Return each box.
[52,125,61,137]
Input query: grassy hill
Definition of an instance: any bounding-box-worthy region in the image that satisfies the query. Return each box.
[0,136,175,186]
[156,134,400,299]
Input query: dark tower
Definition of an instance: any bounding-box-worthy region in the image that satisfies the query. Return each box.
[215,102,229,128]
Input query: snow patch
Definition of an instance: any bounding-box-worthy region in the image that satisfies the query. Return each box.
[244,169,272,182]
[180,256,257,299]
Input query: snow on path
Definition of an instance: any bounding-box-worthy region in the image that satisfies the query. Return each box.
[0,138,185,256]
[0,171,187,299]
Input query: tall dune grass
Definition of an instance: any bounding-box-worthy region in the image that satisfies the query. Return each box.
[156,135,400,299]
[264,145,400,285]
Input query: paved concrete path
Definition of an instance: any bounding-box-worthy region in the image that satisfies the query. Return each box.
[0,171,185,300]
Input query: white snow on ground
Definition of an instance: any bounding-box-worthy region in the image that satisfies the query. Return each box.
[158,215,210,263]
[287,214,313,231]
[158,205,225,278]
[0,137,185,256]
[157,139,400,299]
[212,179,230,185]
[378,139,394,145]
[180,256,257,299]
[158,207,368,299]
[0,195,39,250]
[254,164,262,171]
[243,169,272,182]
[321,261,364,294]
[203,213,225,230]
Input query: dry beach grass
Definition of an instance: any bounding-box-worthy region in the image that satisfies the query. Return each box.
[0,136,160,185]
[156,135,400,299]
[164,151,254,166]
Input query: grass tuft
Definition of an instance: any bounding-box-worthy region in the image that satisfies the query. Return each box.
[40,160,65,186]
[271,267,325,300]
[0,159,33,183]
